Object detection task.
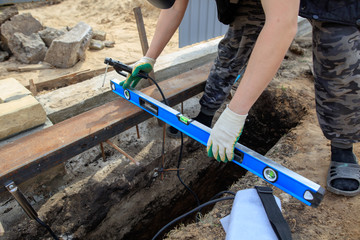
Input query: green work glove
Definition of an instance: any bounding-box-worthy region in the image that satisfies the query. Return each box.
[120,56,155,89]
[207,106,247,162]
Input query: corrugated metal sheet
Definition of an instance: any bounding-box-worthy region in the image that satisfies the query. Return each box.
[179,0,227,48]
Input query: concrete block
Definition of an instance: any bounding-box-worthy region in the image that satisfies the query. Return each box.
[36,71,121,123]
[0,117,53,147]
[0,95,47,140]
[8,32,47,64]
[0,77,31,100]
[44,21,93,68]
[89,39,104,50]
[0,13,43,52]
[0,78,46,140]
[38,27,66,47]
[92,29,106,41]
[0,5,18,25]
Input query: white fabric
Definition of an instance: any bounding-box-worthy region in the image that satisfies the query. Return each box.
[207,106,247,161]
[220,189,281,240]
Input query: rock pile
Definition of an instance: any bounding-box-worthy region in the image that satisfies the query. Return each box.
[0,5,114,68]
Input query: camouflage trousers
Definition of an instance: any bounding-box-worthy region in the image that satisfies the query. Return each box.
[199,1,360,145]
[199,0,264,116]
[311,20,360,145]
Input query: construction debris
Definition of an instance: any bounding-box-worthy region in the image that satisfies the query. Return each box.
[92,29,106,41]
[9,32,47,64]
[89,30,116,50]
[0,13,43,53]
[0,5,111,66]
[89,39,105,50]
[44,21,93,68]
[38,27,66,47]
[0,4,18,25]
[104,40,115,48]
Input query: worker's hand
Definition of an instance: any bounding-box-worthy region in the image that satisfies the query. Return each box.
[120,56,155,89]
[207,106,247,162]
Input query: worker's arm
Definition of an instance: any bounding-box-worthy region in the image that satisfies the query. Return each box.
[146,0,189,59]
[208,0,300,162]
[229,0,299,114]
[121,0,188,89]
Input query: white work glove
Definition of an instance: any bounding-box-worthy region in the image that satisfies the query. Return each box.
[120,56,156,89]
[207,106,247,162]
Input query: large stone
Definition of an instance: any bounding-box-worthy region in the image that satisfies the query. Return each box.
[38,27,66,47]
[8,32,47,64]
[44,21,92,68]
[0,13,43,52]
[0,5,18,25]
[0,78,46,140]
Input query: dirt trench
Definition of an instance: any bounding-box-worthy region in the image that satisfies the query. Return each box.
[2,78,308,240]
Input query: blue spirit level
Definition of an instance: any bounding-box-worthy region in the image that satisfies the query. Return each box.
[105,58,325,207]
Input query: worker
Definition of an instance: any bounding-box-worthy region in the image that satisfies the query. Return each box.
[122,0,360,196]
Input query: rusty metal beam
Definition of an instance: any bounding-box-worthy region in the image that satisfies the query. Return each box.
[0,63,211,194]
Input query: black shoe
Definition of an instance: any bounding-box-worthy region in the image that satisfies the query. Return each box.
[331,146,357,164]
[328,145,360,194]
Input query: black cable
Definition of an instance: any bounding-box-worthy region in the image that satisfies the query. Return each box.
[151,196,235,240]
[141,73,236,238]
[210,191,236,201]
[144,74,200,207]
[35,217,59,240]
[138,74,169,106]
[195,191,236,217]
[177,132,200,207]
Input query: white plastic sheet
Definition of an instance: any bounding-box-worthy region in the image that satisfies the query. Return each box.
[220,188,281,240]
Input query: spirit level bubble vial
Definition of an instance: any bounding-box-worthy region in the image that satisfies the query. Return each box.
[263,167,278,182]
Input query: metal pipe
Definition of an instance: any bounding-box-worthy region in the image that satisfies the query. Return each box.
[136,125,140,139]
[100,142,106,161]
[5,181,38,220]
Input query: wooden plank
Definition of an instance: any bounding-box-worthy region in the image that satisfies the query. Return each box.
[133,7,155,84]
[29,79,37,96]
[0,63,211,193]
[6,63,53,72]
[133,7,149,57]
[33,67,114,91]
